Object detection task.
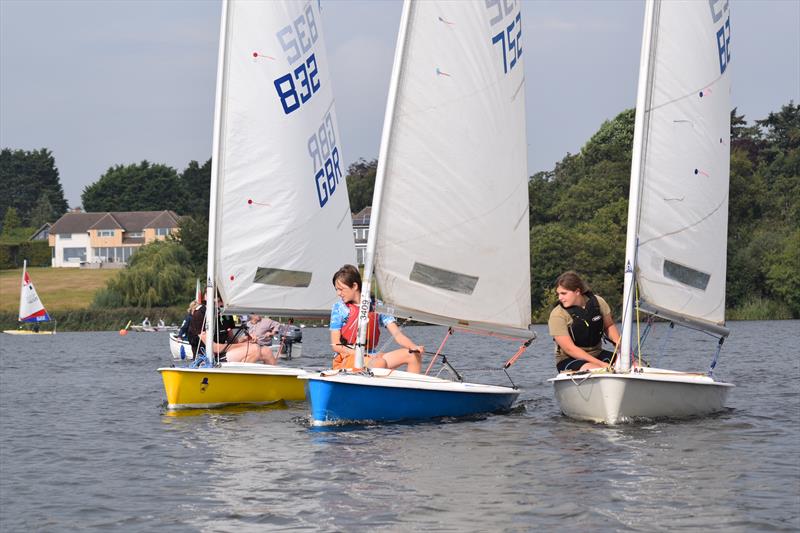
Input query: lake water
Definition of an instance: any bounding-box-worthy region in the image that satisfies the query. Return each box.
[1,320,798,531]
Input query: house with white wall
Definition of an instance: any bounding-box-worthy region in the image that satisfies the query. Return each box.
[48,210,181,267]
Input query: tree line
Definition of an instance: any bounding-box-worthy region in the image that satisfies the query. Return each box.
[2,103,797,319]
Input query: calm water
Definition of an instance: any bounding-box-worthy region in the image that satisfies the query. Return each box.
[1,321,798,531]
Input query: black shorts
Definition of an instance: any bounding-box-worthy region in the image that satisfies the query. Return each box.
[556,349,614,372]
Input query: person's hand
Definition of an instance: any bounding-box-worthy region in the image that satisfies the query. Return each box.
[409,345,424,355]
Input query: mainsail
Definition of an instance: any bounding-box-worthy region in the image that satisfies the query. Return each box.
[632,0,731,332]
[19,261,50,323]
[209,0,355,318]
[368,0,530,339]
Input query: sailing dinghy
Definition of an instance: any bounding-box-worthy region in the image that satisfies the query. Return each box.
[301,0,534,425]
[3,260,55,335]
[550,0,734,423]
[158,0,355,409]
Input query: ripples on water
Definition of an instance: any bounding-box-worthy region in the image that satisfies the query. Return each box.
[1,321,798,531]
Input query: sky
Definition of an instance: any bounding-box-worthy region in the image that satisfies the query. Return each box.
[1,0,798,208]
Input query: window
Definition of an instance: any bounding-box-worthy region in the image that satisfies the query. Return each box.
[63,247,86,262]
[127,231,143,238]
[61,233,72,240]
[156,228,171,236]
[98,230,115,237]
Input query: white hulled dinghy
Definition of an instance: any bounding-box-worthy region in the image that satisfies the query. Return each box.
[3,260,55,335]
[550,0,735,424]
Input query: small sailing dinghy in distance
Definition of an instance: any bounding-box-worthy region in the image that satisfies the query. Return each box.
[550,0,734,424]
[3,260,55,335]
[158,0,355,409]
[301,0,534,425]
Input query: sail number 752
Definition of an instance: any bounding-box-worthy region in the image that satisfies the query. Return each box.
[491,12,522,74]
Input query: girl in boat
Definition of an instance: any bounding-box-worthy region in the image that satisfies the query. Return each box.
[330,264,424,372]
[548,271,621,372]
[201,313,280,364]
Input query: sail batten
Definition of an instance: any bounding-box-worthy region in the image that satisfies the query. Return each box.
[369,1,531,337]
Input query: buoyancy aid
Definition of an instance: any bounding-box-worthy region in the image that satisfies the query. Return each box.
[558,292,603,348]
[339,301,381,350]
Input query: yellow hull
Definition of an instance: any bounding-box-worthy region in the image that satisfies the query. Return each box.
[158,363,307,409]
[2,330,54,335]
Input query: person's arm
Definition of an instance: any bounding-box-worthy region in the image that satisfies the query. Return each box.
[553,335,610,367]
[603,313,620,347]
[330,329,354,358]
[385,322,424,354]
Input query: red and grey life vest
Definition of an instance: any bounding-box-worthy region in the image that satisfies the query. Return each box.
[558,292,603,348]
[340,301,381,350]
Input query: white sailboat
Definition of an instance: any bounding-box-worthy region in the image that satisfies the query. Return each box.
[301,0,534,425]
[3,260,55,335]
[159,0,355,409]
[550,0,734,423]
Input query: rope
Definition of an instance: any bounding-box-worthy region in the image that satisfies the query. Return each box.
[425,327,452,375]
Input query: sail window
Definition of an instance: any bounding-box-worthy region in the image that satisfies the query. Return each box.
[409,262,478,295]
[663,259,710,291]
[253,267,312,288]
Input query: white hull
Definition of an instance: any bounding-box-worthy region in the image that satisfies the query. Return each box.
[549,367,733,424]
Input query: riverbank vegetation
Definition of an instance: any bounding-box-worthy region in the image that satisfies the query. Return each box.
[2,103,797,328]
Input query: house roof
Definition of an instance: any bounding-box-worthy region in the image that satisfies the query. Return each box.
[29,223,52,240]
[49,210,181,235]
[352,206,371,226]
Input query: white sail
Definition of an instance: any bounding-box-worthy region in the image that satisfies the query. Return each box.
[19,261,50,323]
[634,0,731,330]
[369,0,530,339]
[211,0,355,317]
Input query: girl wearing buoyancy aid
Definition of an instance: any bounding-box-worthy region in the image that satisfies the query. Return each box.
[547,271,621,372]
[330,264,424,372]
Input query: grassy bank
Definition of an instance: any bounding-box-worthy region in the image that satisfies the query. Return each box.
[0,267,117,312]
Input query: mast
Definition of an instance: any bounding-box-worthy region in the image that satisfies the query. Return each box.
[204,0,230,365]
[18,259,27,321]
[354,0,413,369]
[619,0,657,372]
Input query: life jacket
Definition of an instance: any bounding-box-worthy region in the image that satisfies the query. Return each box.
[339,301,380,351]
[558,292,603,348]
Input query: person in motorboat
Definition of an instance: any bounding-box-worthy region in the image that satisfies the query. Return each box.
[330,264,424,372]
[201,313,280,364]
[548,271,621,372]
[157,318,165,328]
[142,317,151,328]
[277,317,301,358]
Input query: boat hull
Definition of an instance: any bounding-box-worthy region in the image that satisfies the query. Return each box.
[2,330,54,335]
[158,363,307,409]
[169,333,194,361]
[300,369,520,425]
[550,368,733,424]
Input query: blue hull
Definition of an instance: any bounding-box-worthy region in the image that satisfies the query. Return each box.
[305,379,518,424]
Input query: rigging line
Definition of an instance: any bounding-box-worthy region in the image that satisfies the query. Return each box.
[425,327,452,375]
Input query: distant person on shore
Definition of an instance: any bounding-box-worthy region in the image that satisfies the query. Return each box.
[201,314,280,364]
[329,264,423,372]
[548,271,620,372]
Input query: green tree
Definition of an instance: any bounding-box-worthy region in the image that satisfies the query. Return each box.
[1,207,20,236]
[29,193,54,228]
[93,240,195,308]
[82,161,187,213]
[0,148,68,228]
[177,215,208,273]
[180,159,212,218]
[346,158,377,213]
